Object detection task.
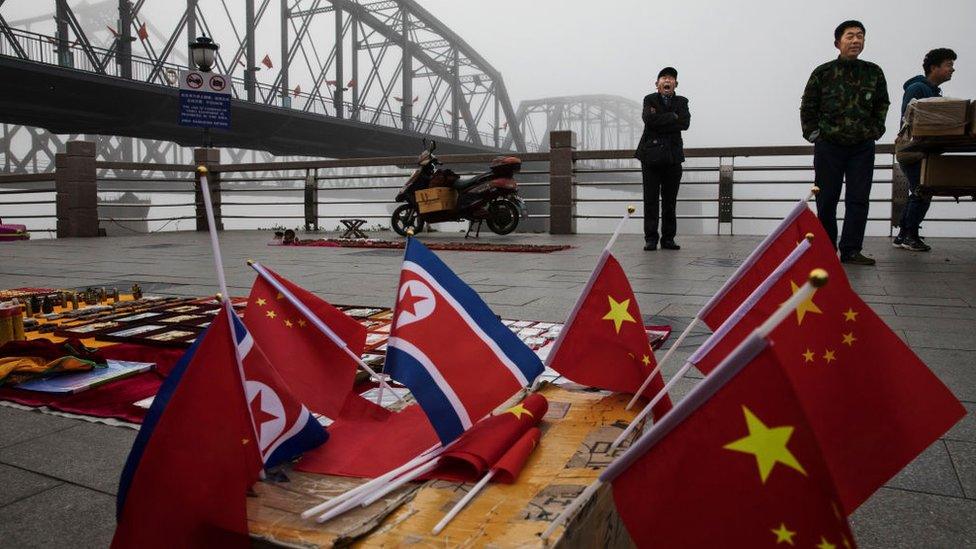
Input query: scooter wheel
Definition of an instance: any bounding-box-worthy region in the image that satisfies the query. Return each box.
[486,199,519,235]
[391,204,425,237]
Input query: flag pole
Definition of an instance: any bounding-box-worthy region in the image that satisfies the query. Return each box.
[195,166,263,453]
[247,260,405,407]
[604,204,635,253]
[623,186,818,411]
[540,269,829,543]
[614,236,815,450]
[432,469,496,535]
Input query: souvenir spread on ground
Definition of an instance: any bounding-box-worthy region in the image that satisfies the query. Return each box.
[274,238,573,253]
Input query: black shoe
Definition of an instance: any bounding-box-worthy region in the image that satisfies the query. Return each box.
[661,240,681,250]
[893,233,906,248]
[840,251,876,266]
[643,242,657,251]
[902,237,931,252]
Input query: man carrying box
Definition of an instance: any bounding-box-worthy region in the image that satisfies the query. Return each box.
[801,20,890,266]
[894,48,957,252]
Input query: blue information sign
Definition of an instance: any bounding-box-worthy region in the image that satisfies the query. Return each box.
[178,70,232,129]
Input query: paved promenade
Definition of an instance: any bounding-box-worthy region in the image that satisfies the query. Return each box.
[1,230,974,547]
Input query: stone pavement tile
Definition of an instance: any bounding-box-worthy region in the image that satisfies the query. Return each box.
[861,294,971,308]
[0,484,116,549]
[0,407,80,449]
[0,463,62,507]
[945,403,975,443]
[884,441,964,498]
[904,330,976,351]
[913,349,976,402]
[946,440,976,499]
[893,304,976,320]
[877,314,976,335]
[0,422,136,494]
[850,487,976,548]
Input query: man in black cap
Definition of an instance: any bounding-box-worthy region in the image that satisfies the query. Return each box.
[635,66,690,250]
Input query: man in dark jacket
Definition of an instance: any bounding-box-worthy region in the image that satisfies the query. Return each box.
[800,20,889,266]
[636,66,690,251]
[894,48,957,252]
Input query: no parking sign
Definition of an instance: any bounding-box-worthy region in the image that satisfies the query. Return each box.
[178,70,231,129]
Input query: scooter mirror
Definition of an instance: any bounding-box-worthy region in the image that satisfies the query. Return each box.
[430,140,437,152]
[422,137,428,149]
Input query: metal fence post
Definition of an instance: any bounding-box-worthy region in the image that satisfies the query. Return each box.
[55,140,99,238]
[305,168,319,231]
[193,147,222,231]
[891,155,907,237]
[718,157,734,235]
[549,130,576,234]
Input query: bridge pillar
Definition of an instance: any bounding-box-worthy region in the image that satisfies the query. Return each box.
[549,130,577,234]
[55,141,99,238]
[194,148,223,232]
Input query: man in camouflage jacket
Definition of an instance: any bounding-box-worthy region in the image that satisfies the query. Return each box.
[800,19,889,266]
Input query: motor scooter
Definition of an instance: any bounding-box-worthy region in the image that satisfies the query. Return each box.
[390,140,526,238]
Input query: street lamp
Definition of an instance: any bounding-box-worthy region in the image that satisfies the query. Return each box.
[189,36,219,72]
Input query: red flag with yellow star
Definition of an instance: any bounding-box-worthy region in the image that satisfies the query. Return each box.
[691,243,964,513]
[546,251,671,419]
[244,267,367,419]
[603,334,856,548]
[699,201,825,330]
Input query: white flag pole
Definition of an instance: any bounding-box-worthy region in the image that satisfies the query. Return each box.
[300,442,441,519]
[432,469,497,535]
[195,166,264,455]
[359,457,442,507]
[247,260,404,407]
[624,317,698,410]
[541,269,828,544]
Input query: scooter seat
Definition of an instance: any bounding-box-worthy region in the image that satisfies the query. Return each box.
[453,171,491,192]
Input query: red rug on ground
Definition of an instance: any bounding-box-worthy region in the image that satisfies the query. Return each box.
[0,343,186,424]
[281,238,572,254]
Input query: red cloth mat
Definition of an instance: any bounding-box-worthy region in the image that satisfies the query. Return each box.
[0,343,186,424]
[281,238,572,254]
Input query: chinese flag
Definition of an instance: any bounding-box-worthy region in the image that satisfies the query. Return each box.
[261,54,273,69]
[605,335,856,548]
[694,245,964,513]
[136,22,148,41]
[547,251,671,419]
[700,201,824,330]
[113,313,261,548]
[292,85,301,97]
[244,267,366,419]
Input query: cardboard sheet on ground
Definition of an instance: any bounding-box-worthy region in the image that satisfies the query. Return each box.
[248,383,640,548]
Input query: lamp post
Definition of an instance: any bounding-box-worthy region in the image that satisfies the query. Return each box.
[189,36,219,147]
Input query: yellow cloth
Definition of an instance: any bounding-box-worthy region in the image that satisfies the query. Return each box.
[0,356,95,386]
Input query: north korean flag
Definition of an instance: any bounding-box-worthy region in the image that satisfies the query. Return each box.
[385,238,544,444]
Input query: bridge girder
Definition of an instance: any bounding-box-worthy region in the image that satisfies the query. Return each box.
[507,94,643,153]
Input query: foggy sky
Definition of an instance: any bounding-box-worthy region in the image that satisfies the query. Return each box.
[4,0,974,149]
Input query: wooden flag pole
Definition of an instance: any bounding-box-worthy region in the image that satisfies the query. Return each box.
[247,260,405,407]
[541,270,828,543]
[432,469,497,535]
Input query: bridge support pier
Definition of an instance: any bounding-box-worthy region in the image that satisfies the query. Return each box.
[55,141,99,238]
[194,148,223,232]
[549,130,576,234]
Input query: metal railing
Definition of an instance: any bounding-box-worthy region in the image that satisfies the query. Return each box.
[4,137,975,239]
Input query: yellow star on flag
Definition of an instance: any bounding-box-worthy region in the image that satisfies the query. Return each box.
[817,536,836,549]
[505,403,534,420]
[602,295,636,334]
[724,406,807,483]
[242,438,250,445]
[771,522,797,545]
[842,332,856,347]
[298,319,307,327]
[256,298,267,307]
[276,292,284,300]
[843,308,858,322]
[802,349,815,363]
[284,319,293,328]
[641,354,651,366]
[823,349,836,364]
[789,280,823,325]
[265,310,277,319]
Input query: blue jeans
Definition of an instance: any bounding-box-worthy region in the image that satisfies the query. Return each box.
[898,161,931,236]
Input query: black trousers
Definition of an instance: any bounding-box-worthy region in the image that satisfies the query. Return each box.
[641,162,682,244]
[813,140,875,256]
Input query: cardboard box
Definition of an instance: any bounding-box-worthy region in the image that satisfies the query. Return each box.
[909,98,970,137]
[415,186,457,214]
[920,154,976,197]
[969,100,976,136]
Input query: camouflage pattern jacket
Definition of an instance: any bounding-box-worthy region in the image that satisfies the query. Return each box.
[800,57,890,145]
